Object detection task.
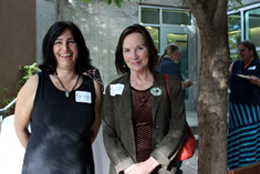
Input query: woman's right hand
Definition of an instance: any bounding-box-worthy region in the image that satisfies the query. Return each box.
[248,75,260,87]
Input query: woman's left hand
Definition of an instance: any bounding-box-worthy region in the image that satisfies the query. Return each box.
[124,157,159,174]
[248,75,260,86]
[124,163,151,174]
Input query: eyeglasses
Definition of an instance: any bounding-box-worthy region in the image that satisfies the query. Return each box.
[237,49,247,53]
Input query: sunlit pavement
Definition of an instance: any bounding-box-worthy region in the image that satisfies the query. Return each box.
[0,115,110,174]
[0,111,198,174]
[0,115,24,174]
[181,111,198,174]
[181,149,198,173]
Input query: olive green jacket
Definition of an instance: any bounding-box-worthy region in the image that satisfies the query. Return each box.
[102,71,186,174]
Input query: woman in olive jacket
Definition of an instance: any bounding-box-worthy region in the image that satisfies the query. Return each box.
[102,24,186,174]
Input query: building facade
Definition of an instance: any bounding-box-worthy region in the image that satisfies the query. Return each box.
[36,0,199,110]
[34,0,260,111]
[0,0,36,103]
[1,0,260,111]
[1,0,260,173]
[228,2,260,61]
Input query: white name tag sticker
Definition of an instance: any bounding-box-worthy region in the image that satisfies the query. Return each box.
[248,66,256,70]
[75,91,91,103]
[110,83,125,96]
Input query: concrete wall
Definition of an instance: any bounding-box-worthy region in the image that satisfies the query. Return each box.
[60,0,139,86]
[36,0,59,63]
[3,0,259,105]
[242,0,260,5]
[51,0,187,87]
[0,0,188,105]
[228,0,260,9]
[0,0,36,102]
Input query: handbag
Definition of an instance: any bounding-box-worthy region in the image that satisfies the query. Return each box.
[164,74,196,161]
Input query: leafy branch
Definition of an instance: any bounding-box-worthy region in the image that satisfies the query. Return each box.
[16,62,41,91]
[228,0,244,10]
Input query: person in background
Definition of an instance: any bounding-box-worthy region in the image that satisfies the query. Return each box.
[228,40,260,170]
[14,21,103,174]
[86,65,104,92]
[156,43,192,174]
[156,43,192,90]
[102,24,186,174]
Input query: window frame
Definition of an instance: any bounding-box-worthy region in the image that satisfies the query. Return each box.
[228,3,260,62]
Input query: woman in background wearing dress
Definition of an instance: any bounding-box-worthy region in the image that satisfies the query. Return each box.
[15,21,102,174]
[228,40,260,169]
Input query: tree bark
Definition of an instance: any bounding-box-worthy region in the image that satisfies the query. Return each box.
[185,0,230,173]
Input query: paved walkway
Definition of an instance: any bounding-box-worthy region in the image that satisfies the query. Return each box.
[181,111,198,174]
[0,115,110,174]
[0,111,199,174]
[0,115,25,174]
[182,149,198,173]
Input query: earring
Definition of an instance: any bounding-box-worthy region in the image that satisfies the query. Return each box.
[123,62,125,68]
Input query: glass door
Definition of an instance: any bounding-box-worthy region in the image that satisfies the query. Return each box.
[161,27,196,110]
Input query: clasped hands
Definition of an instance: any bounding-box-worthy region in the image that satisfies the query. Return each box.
[124,157,160,174]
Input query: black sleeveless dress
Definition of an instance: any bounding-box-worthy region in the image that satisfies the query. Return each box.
[22,72,95,174]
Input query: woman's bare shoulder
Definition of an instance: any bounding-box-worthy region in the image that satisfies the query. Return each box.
[17,74,39,99]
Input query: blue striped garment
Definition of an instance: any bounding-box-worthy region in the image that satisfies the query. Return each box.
[228,102,260,169]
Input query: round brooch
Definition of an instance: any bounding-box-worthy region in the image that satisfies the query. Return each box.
[150,87,162,96]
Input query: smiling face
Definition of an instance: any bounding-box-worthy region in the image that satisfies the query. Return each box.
[122,32,150,73]
[53,29,78,70]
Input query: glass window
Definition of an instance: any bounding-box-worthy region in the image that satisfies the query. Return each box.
[163,9,191,25]
[145,26,160,53]
[141,8,159,24]
[166,33,188,80]
[244,7,260,48]
[228,12,241,50]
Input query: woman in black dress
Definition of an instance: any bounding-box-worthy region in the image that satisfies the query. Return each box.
[15,21,103,174]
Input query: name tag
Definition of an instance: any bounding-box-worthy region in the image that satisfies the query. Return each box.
[110,83,124,96]
[75,91,91,103]
[248,66,256,70]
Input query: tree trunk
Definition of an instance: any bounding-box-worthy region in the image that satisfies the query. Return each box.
[197,26,229,174]
[184,0,230,173]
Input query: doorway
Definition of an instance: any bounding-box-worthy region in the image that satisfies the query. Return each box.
[161,26,196,110]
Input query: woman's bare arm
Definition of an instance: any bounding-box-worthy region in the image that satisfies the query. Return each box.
[14,75,38,149]
[90,80,103,144]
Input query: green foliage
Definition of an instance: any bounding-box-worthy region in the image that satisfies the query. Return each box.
[80,0,92,4]
[0,63,40,116]
[0,87,11,106]
[16,62,41,91]
[0,87,16,115]
[228,0,245,10]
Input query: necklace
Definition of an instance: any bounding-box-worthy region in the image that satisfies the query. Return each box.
[54,72,80,98]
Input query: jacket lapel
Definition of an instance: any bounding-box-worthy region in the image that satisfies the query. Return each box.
[117,72,167,161]
[152,72,167,121]
[120,74,137,161]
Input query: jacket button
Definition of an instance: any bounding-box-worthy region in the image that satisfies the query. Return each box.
[155,143,159,148]
[155,124,159,129]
